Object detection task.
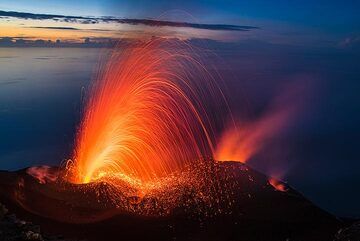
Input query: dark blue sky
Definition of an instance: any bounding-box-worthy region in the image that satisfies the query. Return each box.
[2,0,359,25]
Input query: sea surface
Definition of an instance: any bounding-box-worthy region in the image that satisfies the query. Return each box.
[0,48,102,170]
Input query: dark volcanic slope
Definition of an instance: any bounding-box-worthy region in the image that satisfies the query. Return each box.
[0,161,342,241]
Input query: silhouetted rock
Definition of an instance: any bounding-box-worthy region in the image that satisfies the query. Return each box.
[0,202,81,241]
[0,162,344,241]
[335,221,360,241]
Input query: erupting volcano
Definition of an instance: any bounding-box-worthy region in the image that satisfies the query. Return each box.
[0,39,344,241]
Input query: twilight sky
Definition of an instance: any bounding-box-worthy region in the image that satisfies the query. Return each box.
[0,0,359,46]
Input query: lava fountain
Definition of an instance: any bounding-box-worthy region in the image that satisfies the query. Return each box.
[69,38,230,191]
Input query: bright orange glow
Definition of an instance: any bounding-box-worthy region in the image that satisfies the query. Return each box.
[27,166,58,184]
[214,89,296,163]
[70,38,227,188]
[269,178,287,192]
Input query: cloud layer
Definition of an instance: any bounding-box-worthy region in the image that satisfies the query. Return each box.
[0,10,258,32]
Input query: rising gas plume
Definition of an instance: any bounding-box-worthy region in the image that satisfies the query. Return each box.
[214,101,294,164]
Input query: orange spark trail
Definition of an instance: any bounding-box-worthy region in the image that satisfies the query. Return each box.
[70,39,228,188]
